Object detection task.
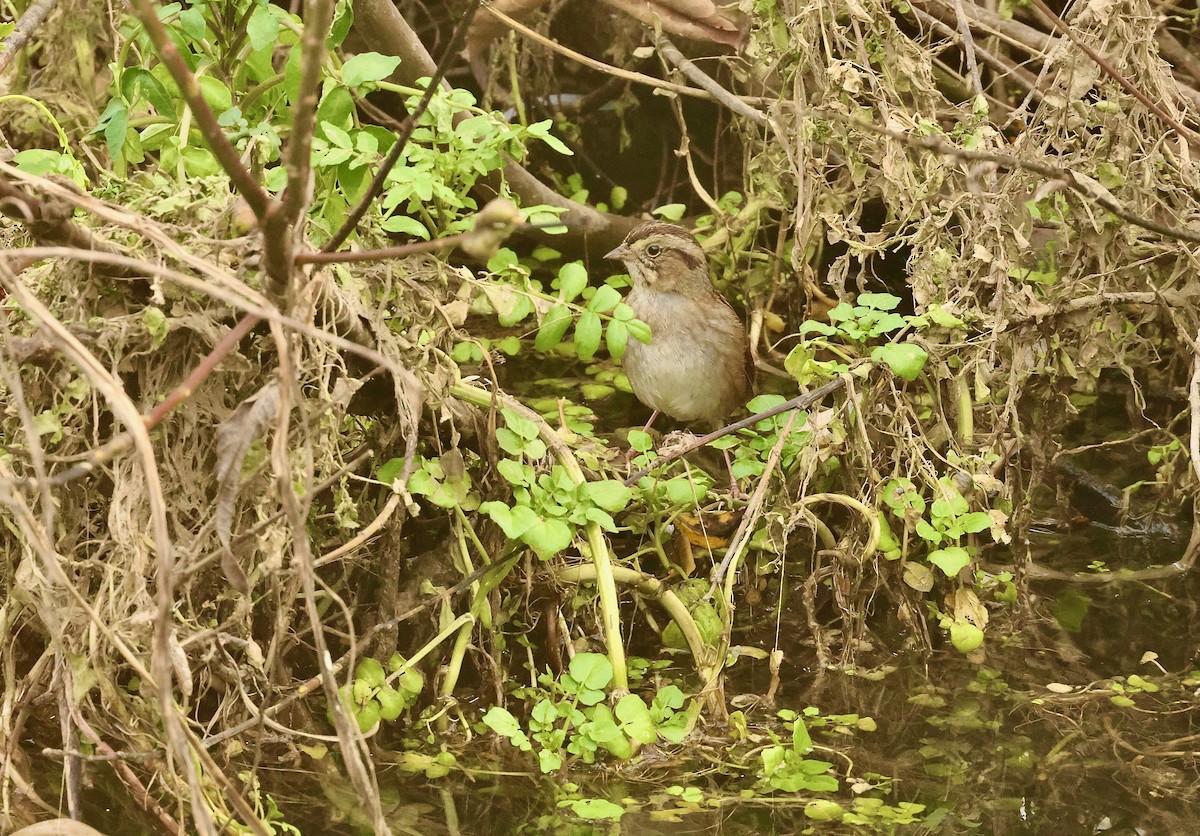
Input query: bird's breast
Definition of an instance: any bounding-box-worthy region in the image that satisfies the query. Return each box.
[624,289,749,424]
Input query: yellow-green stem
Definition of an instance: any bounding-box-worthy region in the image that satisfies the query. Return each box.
[450,381,629,691]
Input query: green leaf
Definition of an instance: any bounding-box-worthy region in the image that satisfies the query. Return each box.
[355,657,386,687]
[627,430,653,453]
[246,5,280,50]
[856,292,900,311]
[574,311,602,360]
[871,343,928,381]
[569,653,614,691]
[353,700,381,733]
[612,302,635,321]
[322,122,353,149]
[526,120,573,155]
[102,100,130,160]
[535,303,573,352]
[375,686,406,721]
[615,695,655,743]
[329,0,354,47]
[926,306,965,328]
[569,799,624,821]
[482,707,530,749]
[177,5,207,39]
[316,84,355,132]
[928,546,971,577]
[480,502,537,539]
[662,477,709,505]
[142,306,169,349]
[494,428,525,457]
[380,214,429,238]
[197,75,232,115]
[606,320,629,360]
[949,620,984,653]
[558,262,588,301]
[501,408,539,441]
[342,52,402,88]
[588,284,621,313]
[496,458,532,485]
[959,511,992,534]
[791,718,814,753]
[121,68,174,118]
[522,517,574,558]
[626,318,652,344]
[804,800,846,821]
[583,480,632,512]
[652,203,686,221]
[377,457,405,485]
[1052,588,1091,633]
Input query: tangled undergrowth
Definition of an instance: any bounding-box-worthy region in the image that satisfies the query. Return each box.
[2,0,1200,831]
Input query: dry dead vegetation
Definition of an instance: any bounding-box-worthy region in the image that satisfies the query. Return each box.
[2,0,1200,831]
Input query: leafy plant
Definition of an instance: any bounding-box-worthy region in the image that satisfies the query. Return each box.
[757,710,839,793]
[103,1,574,242]
[786,292,958,383]
[482,653,692,773]
[335,655,425,733]
[466,409,631,558]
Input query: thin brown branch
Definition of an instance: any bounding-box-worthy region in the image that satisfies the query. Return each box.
[279,0,334,226]
[268,332,391,835]
[0,178,140,276]
[624,375,850,486]
[657,36,771,129]
[0,0,59,74]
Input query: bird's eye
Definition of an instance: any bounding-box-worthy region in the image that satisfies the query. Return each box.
[646,244,662,257]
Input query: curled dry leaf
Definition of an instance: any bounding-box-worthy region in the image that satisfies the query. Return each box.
[215,380,282,593]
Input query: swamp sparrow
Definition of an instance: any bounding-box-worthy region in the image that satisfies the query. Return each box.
[605,222,754,481]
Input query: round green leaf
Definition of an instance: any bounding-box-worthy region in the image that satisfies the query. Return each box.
[535,303,573,352]
[606,320,629,360]
[950,620,984,653]
[574,311,602,360]
[871,343,929,381]
[342,52,402,88]
[558,262,588,301]
[928,546,971,577]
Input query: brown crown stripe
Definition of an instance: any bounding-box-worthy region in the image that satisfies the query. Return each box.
[624,221,698,245]
[623,222,705,271]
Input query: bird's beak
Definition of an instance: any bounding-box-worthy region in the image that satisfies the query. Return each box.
[605,244,631,261]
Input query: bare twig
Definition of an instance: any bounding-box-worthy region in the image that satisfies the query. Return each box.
[279,0,334,228]
[0,178,140,276]
[656,36,771,128]
[0,260,220,834]
[0,0,59,74]
[624,375,850,486]
[1024,0,1200,151]
[952,0,983,97]
[269,328,390,834]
